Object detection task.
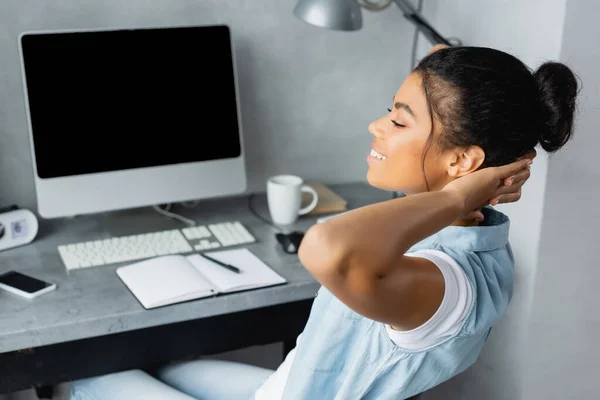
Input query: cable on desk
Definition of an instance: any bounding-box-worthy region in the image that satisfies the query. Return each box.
[247,193,283,232]
[152,204,196,226]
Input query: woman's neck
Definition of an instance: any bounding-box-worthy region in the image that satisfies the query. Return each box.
[401,189,481,227]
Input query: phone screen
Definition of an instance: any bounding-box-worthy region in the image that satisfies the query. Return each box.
[0,271,52,293]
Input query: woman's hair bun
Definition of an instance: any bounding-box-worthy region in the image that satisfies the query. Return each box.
[533,61,579,152]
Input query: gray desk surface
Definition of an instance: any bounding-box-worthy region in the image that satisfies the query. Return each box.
[0,182,390,354]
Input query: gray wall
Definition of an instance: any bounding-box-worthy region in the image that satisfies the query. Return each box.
[0,0,416,212]
[420,1,567,399]
[524,0,600,398]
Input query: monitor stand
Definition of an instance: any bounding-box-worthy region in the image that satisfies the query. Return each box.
[98,205,193,238]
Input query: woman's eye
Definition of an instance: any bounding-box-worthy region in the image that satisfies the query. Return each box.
[391,119,405,128]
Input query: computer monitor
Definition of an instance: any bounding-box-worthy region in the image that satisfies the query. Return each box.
[18,25,247,219]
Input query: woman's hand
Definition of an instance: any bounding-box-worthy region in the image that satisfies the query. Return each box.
[491,149,537,206]
[442,158,533,220]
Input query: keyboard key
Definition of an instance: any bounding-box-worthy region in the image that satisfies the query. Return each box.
[197,226,211,238]
[209,224,235,246]
[224,222,246,244]
[181,227,194,240]
[233,221,256,243]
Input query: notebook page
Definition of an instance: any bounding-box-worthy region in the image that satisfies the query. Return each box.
[187,249,286,293]
[116,255,217,309]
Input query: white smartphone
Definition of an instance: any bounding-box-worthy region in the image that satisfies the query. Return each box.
[0,271,56,299]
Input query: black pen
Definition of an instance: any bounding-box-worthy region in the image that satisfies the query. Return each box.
[199,253,241,274]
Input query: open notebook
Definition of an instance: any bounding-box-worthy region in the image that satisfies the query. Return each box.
[116,248,287,309]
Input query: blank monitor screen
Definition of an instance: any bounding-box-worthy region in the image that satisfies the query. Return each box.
[20,25,242,179]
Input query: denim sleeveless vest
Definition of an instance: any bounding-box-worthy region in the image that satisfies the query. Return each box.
[282,207,514,399]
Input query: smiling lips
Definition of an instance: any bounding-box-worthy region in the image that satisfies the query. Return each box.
[369,148,387,160]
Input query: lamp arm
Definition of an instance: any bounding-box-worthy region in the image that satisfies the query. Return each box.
[392,0,452,46]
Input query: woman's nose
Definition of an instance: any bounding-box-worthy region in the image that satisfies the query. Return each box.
[368,119,385,138]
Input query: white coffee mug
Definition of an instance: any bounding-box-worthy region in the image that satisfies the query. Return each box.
[267,175,319,225]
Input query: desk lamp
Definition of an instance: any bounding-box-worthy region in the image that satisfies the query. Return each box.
[293,0,454,46]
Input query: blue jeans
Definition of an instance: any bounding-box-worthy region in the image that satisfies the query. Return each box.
[70,359,274,400]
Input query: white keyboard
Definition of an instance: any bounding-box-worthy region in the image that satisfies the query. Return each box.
[57,221,256,271]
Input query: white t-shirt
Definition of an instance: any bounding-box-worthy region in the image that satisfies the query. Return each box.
[254,250,473,400]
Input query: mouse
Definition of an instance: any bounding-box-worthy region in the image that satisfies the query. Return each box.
[275,231,305,254]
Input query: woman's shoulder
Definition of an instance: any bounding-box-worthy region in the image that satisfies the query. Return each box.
[434,242,514,336]
[390,242,513,350]
[404,208,514,338]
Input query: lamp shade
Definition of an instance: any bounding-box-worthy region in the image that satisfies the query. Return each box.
[293,0,363,31]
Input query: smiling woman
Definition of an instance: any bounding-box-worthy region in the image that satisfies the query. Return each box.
[294,45,577,398]
[70,46,579,400]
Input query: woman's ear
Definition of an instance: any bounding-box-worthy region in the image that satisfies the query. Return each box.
[446,146,485,178]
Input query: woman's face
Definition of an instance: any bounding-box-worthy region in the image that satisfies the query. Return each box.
[366,73,450,194]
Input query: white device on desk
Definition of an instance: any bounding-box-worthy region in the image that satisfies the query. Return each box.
[19,24,246,219]
[58,220,256,271]
[0,209,38,251]
[0,271,55,299]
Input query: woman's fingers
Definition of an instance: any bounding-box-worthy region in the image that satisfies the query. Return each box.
[503,166,531,186]
[489,174,527,206]
[465,209,485,221]
[490,180,525,205]
[495,159,532,180]
[494,164,531,203]
[520,148,537,161]
[487,156,533,207]
[494,193,522,204]
[496,178,526,196]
